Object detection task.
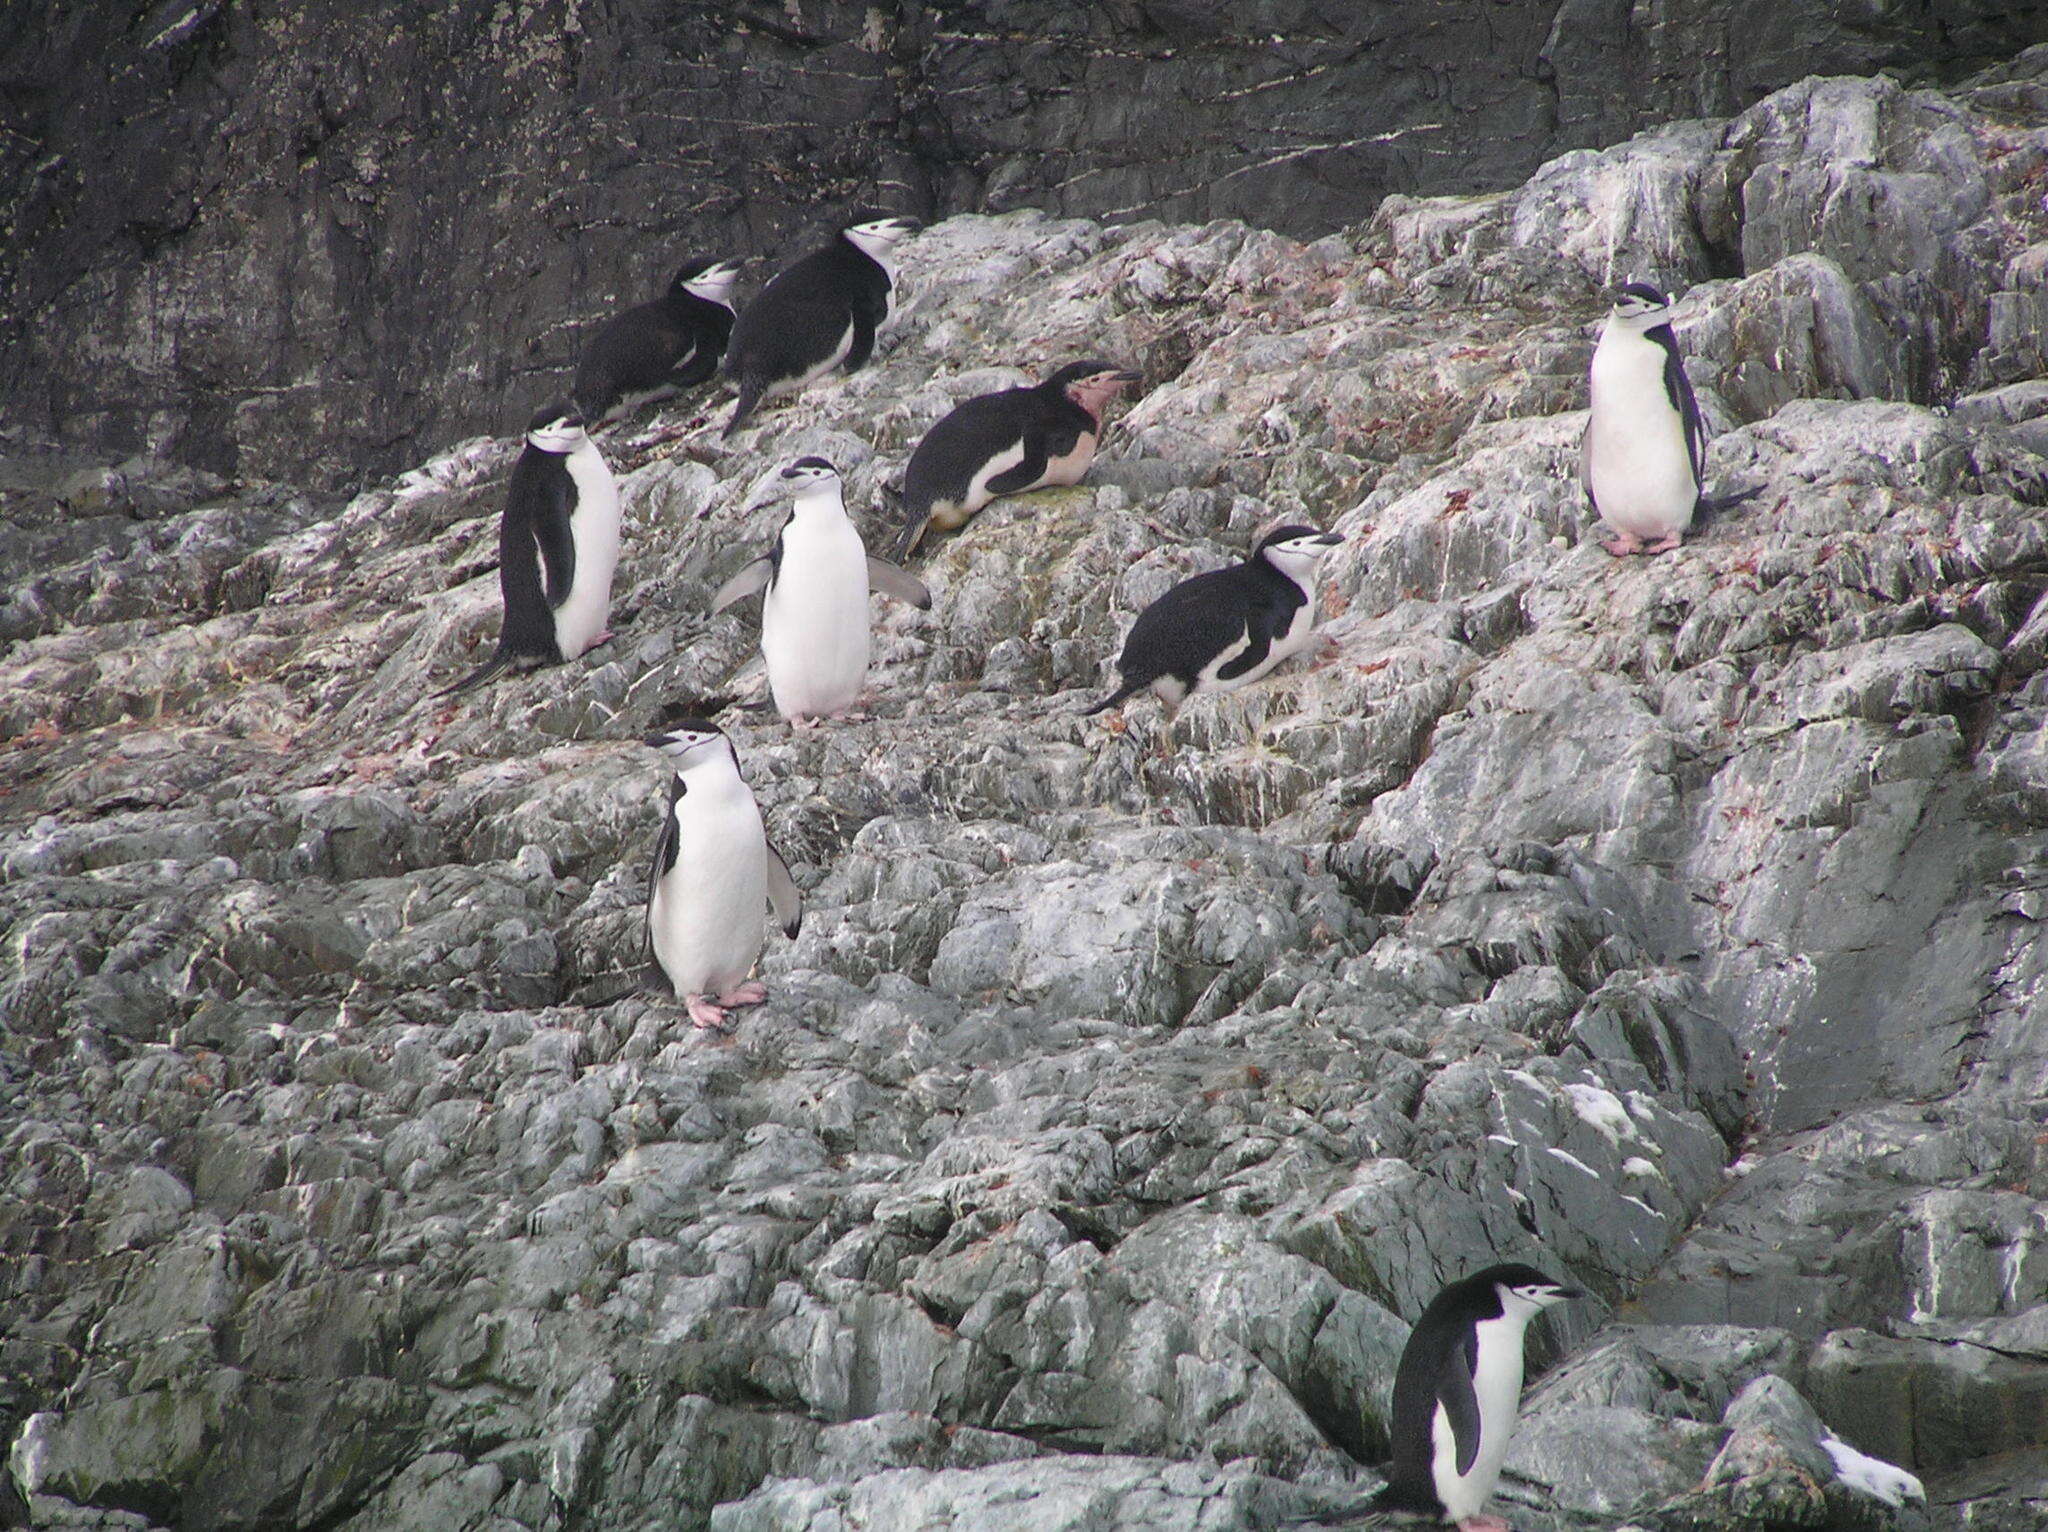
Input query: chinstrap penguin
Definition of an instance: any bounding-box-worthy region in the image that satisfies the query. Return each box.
[643,720,802,1030]
[1375,1264,1580,1532]
[710,456,931,725]
[893,359,1144,559]
[439,402,620,695]
[1084,525,1343,715]
[722,216,920,438]
[573,257,741,424]
[1583,281,1706,557]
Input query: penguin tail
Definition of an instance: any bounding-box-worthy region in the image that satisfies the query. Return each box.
[435,648,511,699]
[1081,676,1145,717]
[1695,482,1763,530]
[892,509,931,563]
[723,381,763,440]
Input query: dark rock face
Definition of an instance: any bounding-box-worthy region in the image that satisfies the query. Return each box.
[3,1,2044,489]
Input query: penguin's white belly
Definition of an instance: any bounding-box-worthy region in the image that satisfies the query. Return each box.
[762,525,870,719]
[1588,342,1697,540]
[1040,428,1099,488]
[551,445,621,660]
[650,785,769,996]
[1431,1314,1527,1520]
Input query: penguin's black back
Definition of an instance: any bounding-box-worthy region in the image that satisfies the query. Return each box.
[575,288,734,417]
[495,442,575,663]
[726,235,890,385]
[903,379,1077,514]
[1378,1264,1549,1511]
[1113,556,1303,690]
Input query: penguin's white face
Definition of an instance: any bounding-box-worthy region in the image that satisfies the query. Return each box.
[682,260,741,303]
[1608,283,1672,333]
[1496,1278,1578,1320]
[844,217,919,258]
[527,411,587,453]
[645,724,730,772]
[1259,528,1345,577]
[778,457,843,498]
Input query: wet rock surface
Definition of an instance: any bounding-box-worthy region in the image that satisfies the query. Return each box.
[5,51,2048,1532]
[5,3,2047,488]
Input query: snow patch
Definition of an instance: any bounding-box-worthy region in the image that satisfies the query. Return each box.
[1621,1156,1662,1180]
[1563,1082,1636,1143]
[1545,1146,1600,1178]
[1820,1434,1924,1508]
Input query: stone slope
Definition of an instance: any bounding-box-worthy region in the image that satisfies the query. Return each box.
[5,56,2048,1532]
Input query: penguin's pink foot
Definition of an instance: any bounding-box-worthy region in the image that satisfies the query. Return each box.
[684,994,732,1030]
[1602,532,1644,556]
[590,630,615,647]
[1644,534,1683,554]
[717,981,768,1008]
[1456,1517,1512,1532]
[788,714,822,731]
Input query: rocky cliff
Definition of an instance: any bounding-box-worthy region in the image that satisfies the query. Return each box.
[3,0,2044,491]
[6,45,2048,1532]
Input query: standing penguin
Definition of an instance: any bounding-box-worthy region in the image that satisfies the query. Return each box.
[573,257,741,424]
[1084,525,1343,715]
[1375,1264,1580,1532]
[1583,281,1706,557]
[893,360,1144,559]
[440,402,619,695]
[722,216,920,438]
[643,721,802,1030]
[711,457,931,725]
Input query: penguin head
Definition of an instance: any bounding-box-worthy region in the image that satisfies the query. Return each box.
[1254,524,1345,576]
[525,402,587,453]
[1609,282,1673,330]
[778,455,843,498]
[644,719,729,769]
[673,257,742,303]
[843,216,921,259]
[1047,359,1144,416]
[1475,1262,1582,1321]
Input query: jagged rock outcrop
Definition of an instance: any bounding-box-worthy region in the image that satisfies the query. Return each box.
[6,48,2048,1532]
[4,1,2046,489]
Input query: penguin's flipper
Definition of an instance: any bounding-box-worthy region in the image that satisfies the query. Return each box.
[866,557,932,611]
[1213,589,1297,682]
[982,435,1052,497]
[842,311,879,374]
[765,842,802,938]
[669,343,718,391]
[892,516,931,562]
[1664,348,1708,486]
[1435,1334,1484,1477]
[711,557,774,613]
[533,471,579,609]
[1578,423,1600,514]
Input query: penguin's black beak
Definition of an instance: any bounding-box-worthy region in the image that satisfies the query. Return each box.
[1548,1285,1585,1301]
[1312,532,1344,547]
[641,731,675,749]
[1111,369,1144,385]
[892,217,923,233]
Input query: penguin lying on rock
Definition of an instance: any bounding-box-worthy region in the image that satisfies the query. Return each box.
[573,257,740,424]
[1084,525,1343,715]
[893,360,1143,559]
[722,216,920,438]
[711,457,931,726]
[643,720,801,1031]
[438,402,619,696]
